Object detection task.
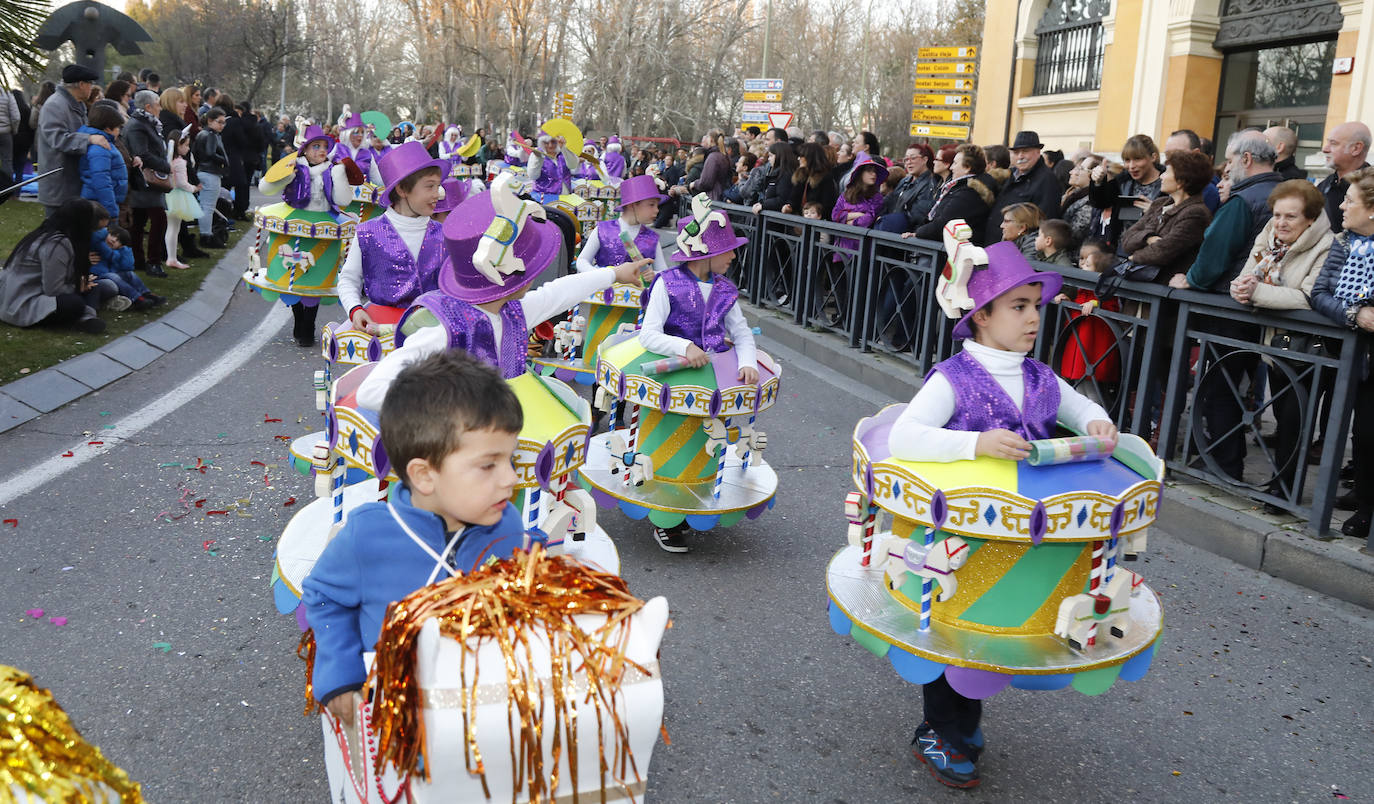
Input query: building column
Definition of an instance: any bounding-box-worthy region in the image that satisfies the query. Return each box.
[1093,0,1145,148]
[1159,0,1223,141]
[1327,0,1371,130]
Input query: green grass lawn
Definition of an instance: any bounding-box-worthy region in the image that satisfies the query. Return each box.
[0,198,250,384]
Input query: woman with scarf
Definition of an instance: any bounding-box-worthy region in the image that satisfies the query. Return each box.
[906,144,994,244]
[124,89,171,277]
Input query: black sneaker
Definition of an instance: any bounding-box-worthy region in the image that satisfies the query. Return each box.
[199,235,222,250]
[144,264,169,278]
[76,315,106,334]
[1335,490,1358,511]
[146,293,166,307]
[131,296,154,311]
[652,525,690,553]
[295,334,315,347]
[1341,510,1372,538]
[912,724,980,789]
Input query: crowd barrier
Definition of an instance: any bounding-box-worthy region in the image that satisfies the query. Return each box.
[707,201,1369,540]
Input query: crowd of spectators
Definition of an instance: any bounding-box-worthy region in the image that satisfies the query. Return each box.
[1,66,285,335]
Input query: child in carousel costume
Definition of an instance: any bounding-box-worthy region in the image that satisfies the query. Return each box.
[332,112,386,184]
[825,223,1164,790]
[336,141,452,337]
[526,132,574,204]
[574,173,669,276]
[257,124,363,345]
[600,135,627,183]
[354,172,643,410]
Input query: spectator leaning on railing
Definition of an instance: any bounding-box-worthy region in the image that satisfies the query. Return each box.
[1118,150,1214,282]
[906,143,993,244]
[1310,166,1374,537]
[1318,122,1371,234]
[1161,129,1221,213]
[785,142,838,219]
[984,131,1060,245]
[875,143,936,234]
[752,142,797,214]
[1087,133,1163,247]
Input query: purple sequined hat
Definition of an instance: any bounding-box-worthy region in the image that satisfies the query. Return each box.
[667,196,749,263]
[377,141,449,204]
[952,241,1063,340]
[432,179,470,215]
[617,174,668,209]
[438,175,562,303]
[342,112,365,130]
[298,125,330,151]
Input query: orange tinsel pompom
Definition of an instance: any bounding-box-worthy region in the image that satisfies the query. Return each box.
[365,545,649,801]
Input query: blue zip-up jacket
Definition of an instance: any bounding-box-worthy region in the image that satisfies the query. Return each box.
[89,229,133,277]
[302,486,532,704]
[78,125,127,219]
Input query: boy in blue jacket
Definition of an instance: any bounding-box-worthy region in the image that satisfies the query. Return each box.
[302,349,534,727]
[91,223,162,311]
[79,104,128,220]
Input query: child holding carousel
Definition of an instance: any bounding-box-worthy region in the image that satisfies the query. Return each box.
[336,141,451,336]
[886,238,1118,788]
[258,124,361,345]
[574,173,669,276]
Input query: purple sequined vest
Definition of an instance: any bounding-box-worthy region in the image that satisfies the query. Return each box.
[927,350,1060,440]
[355,217,447,307]
[332,142,377,177]
[397,291,528,379]
[532,153,569,196]
[592,220,658,268]
[649,267,738,352]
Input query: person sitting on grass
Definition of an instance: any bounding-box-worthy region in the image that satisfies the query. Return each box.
[0,197,116,333]
[91,220,164,311]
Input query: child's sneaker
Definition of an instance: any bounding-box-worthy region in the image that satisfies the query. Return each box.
[652,525,690,553]
[912,723,980,788]
[144,293,166,307]
[964,726,984,763]
[108,295,133,311]
[131,295,154,311]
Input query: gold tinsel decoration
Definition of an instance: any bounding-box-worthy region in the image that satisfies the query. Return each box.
[365,545,651,803]
[0,666,144,804]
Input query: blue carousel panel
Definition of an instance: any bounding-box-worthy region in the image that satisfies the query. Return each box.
[1015,456,1144,501]
[1117,642,1157,682]
[827,601,853,636]
[888,646,946,684]
[273,578,301,615]
[1010,673,1075,691]
[618,500,651,520]
[684,513,722,531]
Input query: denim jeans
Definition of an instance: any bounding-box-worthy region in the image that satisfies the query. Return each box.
[198,172,222,235]
[102,270,151,299]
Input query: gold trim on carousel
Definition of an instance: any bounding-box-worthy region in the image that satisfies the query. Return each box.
[580,469,776,515]
[596,359,781,419]
[860,459,1161,543]
[582,284,644,309]
[276,557,302,598]
[513,427,589,488]
[827,587,1163,675]
[326,327,396,364]
[253,210,357,240]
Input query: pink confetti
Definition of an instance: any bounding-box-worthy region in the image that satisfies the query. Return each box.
[202,540,215,551]
[25,608,43,618]
[3,519,16,527]
[48,616,67,626]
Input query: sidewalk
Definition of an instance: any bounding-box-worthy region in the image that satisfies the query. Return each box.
[748,303,1374,611]
[0,229,253,434]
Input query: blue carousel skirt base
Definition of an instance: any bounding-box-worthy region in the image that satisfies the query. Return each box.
[242,274,340,307]
[532,357,596,385]
[825,545,1161,698]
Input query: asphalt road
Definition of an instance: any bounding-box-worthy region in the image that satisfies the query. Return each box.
[2,282,1371,803]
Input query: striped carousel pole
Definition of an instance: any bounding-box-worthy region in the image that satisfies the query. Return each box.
[1086,539,1105,647]
[526,485,542,531]
[919,526,936,631]
[331,454,345,526]
[861,503,878,567]
[623,402,641,486]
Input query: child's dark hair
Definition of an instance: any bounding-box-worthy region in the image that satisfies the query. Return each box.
[802,200,825,216]
[389,166,443,206]
[88,104,124,132]
[379,350,522,490]
[106,224,130,246]
[1079,238,1113,272]
[1040,219,1072,252]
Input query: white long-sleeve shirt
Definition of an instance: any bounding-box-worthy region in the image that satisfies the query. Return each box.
[574,218,669,275]
[257,158,354,212]
[638,275,756,370]
[337,209,434,312]
[887,340,1111,462]
[355,267,616,411]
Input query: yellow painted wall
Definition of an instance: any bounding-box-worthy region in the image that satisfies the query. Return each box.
[972,0,1019,144]
[1093,0,1143,148]
[1160,54,1223,140]
[1325,28,1359,134]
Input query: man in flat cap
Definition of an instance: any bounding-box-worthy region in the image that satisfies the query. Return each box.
[37,64,110,216]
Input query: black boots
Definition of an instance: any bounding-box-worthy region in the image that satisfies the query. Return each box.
[291,303,318,347]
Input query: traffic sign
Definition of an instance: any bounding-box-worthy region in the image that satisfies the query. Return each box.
[743,101,783,113]
[917,46,977,59]
[740,111,769,123]
[743,78,784,92]
[768,111,793,130]
[912,93,973,107]
[915,77,976,91]
[910,123,971,139]
[915,61,977,75]
[742,91,783,102]
[911,108,972,123]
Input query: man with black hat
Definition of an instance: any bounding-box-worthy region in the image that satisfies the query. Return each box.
[37,64,108,217]
[983,130,1061,244]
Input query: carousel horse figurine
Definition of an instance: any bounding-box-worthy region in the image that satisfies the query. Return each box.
[1054,568,1143,650]
[935,220,984,320]
[869,533,971,601]
[606,432,654,486]
[673,193,727,257]
[553,314,587,358]
[701,417,767,460]
[472,173,547,284]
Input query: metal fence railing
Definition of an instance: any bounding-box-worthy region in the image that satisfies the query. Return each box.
[705,203,1370,541]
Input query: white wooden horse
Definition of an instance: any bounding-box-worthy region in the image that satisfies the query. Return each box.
[869,533,970,600]
[473,172,547,284]
[1054,569,1142,650]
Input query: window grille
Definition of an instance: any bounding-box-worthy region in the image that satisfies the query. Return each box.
[1032,0,1110,95]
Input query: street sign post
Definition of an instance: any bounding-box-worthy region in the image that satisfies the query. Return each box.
[767,111,793,130]
[914,77,976,91]
[911,108,972,123]
[910,123,972,139]
[740,78,785,134]
[914,61,978,75]
[912,93,973,106]
[911,45,978,141]
[917,46,977,59]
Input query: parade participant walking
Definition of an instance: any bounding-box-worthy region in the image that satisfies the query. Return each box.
[527,133,573,203]
[331,112,384,184]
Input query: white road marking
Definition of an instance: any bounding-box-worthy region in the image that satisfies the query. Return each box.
[0,304,290,508]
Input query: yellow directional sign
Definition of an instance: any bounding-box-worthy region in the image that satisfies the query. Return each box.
[917,46,977,59]
[742,91,783,102]
[912,108,972,123]
[558,93,574,100]
[915,62,978,75]
[912,93,973,107]
[915,77,976,91]
[910,123,971,139]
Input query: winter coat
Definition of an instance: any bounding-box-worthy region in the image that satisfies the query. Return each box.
[90,229,134,276]
[694,147,731,201]
[78,125,128,218]
[789,172,839,220]
[122,110,170,209]
[1058,288,1122,381]
[879,170,937,230]
[1062,189,1097,244]
[830,191,884,258]
[1310,234,1374,380]
[36,85,90,207]
[0,90,18,134]
[0,233,77,327]
[1184,171,1282,291]
[1318,162,1370,234]
[193,128,229,176]
[1087,167,1164,245]
[912,175,994,245]
[984,159,1062,244]
[1240,212,1335,311]
[1118,194,1213,281]
[217,110,249,184]
[1011,229,1039,259]
[756,165,794,213]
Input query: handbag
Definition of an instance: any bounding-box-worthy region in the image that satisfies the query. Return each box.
[1093,258,1162,302]
[141,167,172,193]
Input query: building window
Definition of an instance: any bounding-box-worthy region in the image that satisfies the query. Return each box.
[1032,0,1111,96]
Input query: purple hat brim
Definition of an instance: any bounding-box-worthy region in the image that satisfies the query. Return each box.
[380,157,451,207]
[951,266,1064,340]
[668,233,749,264]
[847,161,889,188]
[616,193,670,212]
[438,191,562,303]
[432,180,469,214]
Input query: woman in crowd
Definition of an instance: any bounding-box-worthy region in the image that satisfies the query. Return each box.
[1229,180,1334,511]
[931,143,956,184]
[1061,154,1104,244]
[1088,133,1164,245]
[103,80,132,111]
[180,85,202,137]
[722,152,757,203]
[785,141,838,219]
[0,198,115,333]
[157,88,186,137]
[751,142,798,214]
[1310,167,1374,536]
[125,89,171,277]
[691,130,732,200]
[908,143,994,244]
[1118,150,1214,281]
[998,202,1042,259]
